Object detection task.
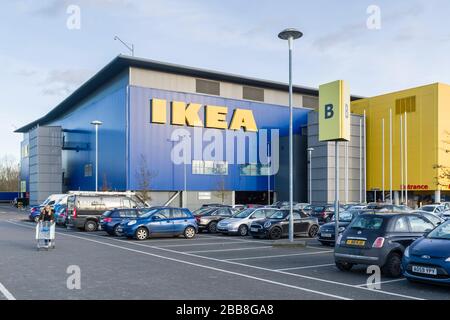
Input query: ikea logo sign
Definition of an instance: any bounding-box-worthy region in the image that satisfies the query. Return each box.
[150,98,258,132]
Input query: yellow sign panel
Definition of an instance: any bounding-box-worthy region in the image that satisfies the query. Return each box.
[150,99,258,132]
[319,80,351,141]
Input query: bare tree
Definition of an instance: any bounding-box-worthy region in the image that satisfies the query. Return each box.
[0,155,19,192]
[135,154,157,204]
[214,176,228,205]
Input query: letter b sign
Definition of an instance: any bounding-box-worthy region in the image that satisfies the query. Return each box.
[325,104,334,119]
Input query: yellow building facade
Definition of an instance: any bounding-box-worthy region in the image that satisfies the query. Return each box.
[351,83,450,204]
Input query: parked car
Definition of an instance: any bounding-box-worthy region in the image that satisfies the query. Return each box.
[272,201,298,209]
[100,208,148,236]
[317,209,373,246]
[412,210,446,226]
[334,212,438,277]
[29,194,66,222]
[53,195,69,226]
[217,207,280,236]
[281,203,310,210]
[249,210,319,240]
[402,220,450,285]
[443,211,450,221]
[66,193,146,231]
[116,207,198,240]
[366,203,411,212]
[419,204,445,217]
[310,204,345,224]
[194,207,237,233]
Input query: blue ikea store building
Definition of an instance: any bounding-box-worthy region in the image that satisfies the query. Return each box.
[16,55,320,207]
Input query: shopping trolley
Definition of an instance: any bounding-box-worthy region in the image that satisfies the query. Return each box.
[36,221,55,250]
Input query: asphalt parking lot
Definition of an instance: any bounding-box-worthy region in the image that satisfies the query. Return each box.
[0,204,449,300]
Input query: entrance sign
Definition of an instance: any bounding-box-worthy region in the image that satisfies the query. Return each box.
[319,80,350,142]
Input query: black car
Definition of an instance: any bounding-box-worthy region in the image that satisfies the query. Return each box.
[317,209,373,246]
[310,204,345,224]
[194,207,237,233]
[334,212,438,277]
[249,210,319,240]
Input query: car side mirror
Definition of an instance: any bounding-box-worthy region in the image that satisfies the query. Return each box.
[152,216,160,220]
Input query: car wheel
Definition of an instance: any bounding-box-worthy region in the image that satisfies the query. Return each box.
[113,225,121,237]
[135,227,148,241]
[308,225,319,238]
[269,227,282,240]
[184,226,196,239]
[335,261,353,271]
[208,221,218,233]
[381,252,402,278]
[238,225,248,236]
[84,220,98,232]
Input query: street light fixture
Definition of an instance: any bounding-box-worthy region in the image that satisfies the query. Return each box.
[307,147,314,204]
[278,28,303,242]
[114,36,135,56]
[91,120,103,192]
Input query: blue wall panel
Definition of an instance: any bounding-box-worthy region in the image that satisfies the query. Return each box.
[128,86,309,192]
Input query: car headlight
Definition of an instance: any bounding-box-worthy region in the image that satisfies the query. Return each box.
[127,220,137,226]
[404,247,410,258]
[264,221,272,228]
[445,257,450,262]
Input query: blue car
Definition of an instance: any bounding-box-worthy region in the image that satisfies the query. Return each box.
[117,207,198,240]
[402,220,450,285]
[100,208,146,236]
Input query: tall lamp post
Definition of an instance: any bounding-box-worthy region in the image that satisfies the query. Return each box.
[307,148,314,204]
[278,28,303,242]
[91,120,103,192]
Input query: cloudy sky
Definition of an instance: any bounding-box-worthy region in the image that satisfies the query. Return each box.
[1,0,450,160]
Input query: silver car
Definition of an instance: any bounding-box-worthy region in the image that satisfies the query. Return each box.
[217,207,279,236]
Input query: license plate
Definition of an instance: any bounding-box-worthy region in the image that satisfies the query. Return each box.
[322,233,333,238]
[251,228,259,232]
[412,265,437,275]
[346,239,366,246]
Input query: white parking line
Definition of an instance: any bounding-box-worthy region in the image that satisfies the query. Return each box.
[157,241,260,248]
[6,221,426,301]
[5,221,350,300]
[276,264,336,271]
[186,246,273,254]
[224,250,333,261]
[355,278,407,287]
[0,282,16,300]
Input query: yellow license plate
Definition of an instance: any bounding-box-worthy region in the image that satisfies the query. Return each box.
[346,239,366,246]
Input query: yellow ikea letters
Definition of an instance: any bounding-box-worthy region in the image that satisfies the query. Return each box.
[150,99,258,132]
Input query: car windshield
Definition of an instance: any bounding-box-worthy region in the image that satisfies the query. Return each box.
[314,206,325,212]
[420,206,435,212]
[427,221,450,240]
[138,208,160,218]
[102,211,112,217]
[332,211,354,222]
[350,215,384,230]
[268,211,288,219]
[304,205,313,210]
[233,209,255,218]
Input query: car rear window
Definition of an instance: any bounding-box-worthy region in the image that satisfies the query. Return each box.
[314,206,325,212]
[102,211,112,217]
[350,215,384,230]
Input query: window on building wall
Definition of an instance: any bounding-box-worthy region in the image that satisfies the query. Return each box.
[240,163,271,176]
[84,164,93,177]
[21,144,29,158]
[196,79,220,96]
[192,160,228,175]
[243,86,264,102]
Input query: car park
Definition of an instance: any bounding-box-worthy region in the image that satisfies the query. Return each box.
[334,212,437,277]
[194,206,237,233]
[402,220,450,285]
[310,204,345,224]
[249,209,319,240]
[116,207,197,240]
[100,208,148,236]
[317,209,373,246]
[217,207,280,236]
[66,192,146,232]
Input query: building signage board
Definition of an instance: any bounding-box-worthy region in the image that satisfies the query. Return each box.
[319,80,351,142]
